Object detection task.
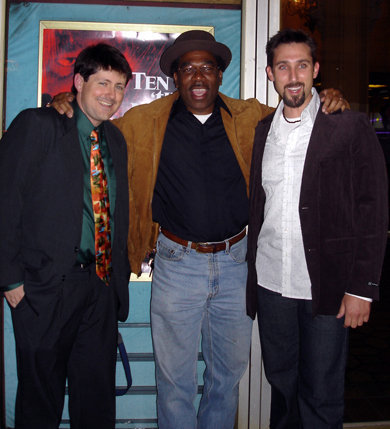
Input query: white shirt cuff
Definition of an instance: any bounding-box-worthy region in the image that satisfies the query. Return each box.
[345,293,372,303]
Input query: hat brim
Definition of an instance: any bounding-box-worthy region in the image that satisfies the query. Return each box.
[159,39,232,77]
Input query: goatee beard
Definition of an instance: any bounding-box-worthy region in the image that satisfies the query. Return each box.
[283,83,305,108]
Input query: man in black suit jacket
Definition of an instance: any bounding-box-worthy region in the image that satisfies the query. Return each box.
[246,29,388,428]
[0,43,132,429]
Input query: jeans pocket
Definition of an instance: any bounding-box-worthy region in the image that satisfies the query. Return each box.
[228,237,247,263]
[156,239,187,262]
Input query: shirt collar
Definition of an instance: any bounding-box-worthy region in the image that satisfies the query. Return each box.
[304,87,320,124]
[74,100,104,136]
[169,93,232,120]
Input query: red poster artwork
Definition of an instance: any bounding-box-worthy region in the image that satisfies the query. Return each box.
[40,26,207,118]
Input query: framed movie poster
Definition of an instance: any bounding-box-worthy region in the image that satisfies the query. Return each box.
[38,21,213,118]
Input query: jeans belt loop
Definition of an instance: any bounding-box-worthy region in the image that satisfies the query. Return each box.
[225,238,230,253]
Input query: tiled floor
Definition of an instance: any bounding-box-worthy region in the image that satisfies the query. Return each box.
[344,242,390,423]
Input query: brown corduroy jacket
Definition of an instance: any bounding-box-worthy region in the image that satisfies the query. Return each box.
[246,108,388,318]
[114,91,274,274]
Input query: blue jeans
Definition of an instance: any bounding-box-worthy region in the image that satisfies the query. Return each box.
[257,286,348,429]
[151,232,253,429]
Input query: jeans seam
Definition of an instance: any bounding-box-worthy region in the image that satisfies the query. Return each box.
[202,309,213,405]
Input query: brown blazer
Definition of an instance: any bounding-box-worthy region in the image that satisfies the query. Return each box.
[247,107,388,318]
[113,91,274,274]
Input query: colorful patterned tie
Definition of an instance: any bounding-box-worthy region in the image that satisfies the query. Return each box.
[90,129,112,285]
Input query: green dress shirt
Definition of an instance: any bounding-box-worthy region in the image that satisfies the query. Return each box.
[74,102,116,264]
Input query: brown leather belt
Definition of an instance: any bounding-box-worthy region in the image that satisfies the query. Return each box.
[160,228,246,253]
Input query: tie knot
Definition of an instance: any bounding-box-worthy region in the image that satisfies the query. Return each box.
[90,129,99,143]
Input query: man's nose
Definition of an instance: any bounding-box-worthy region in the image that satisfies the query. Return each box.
[289,69,297,81]
[105,84,115,98]
[192,68,205,80]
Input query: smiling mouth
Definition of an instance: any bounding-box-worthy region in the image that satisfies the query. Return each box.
[191,88,208,97]
[285,83,304,94]
[98,99,114,107]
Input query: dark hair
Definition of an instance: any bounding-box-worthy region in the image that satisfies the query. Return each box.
[266,29,317,68]
[170,54,225,76]
[71,43,132,94]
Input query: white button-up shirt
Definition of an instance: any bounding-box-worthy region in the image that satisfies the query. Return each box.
[256,89,320,299]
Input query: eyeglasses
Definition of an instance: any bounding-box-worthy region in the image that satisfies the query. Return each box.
[178,64,220,76]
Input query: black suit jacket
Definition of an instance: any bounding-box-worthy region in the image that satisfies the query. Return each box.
[247,107,388,319]
[0,107,130,321]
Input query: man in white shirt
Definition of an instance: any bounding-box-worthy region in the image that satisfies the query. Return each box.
[246,29,388,428]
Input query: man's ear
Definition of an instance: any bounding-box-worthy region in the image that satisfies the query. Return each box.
[74,73,84,93]
[218,70,223,87]
[266,66,274,82]
[173,72,179,89]
[313,62,320,79]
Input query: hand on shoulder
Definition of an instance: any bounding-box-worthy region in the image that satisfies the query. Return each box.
[47,92,75,118]
[319,88,350,114]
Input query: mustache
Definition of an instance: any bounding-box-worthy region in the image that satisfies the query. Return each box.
[97,96,115,103]
[284,82,304,90]
[190,82,209,89]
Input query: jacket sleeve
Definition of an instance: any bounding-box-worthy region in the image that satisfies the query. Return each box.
[246,121,267,319]
[0,110,45,287]
[246,141,260,319]
[347,114,388,299]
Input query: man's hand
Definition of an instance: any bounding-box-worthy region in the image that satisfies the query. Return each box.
[336,294,371,328]
[4,284,25,308]
[48,92,75,118]
[319,88,350,114]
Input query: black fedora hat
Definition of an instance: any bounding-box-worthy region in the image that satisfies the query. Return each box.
[159,30,232,77]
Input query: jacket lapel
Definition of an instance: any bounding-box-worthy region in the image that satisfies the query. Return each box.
[57,116,84,222]
[300,108,336,196]
[254,113,274,191]
[151,93,178,191]
[221,107,253,185]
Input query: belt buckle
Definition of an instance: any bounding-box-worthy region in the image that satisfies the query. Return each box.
[195,242,208,253]
[195,242,220,253]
